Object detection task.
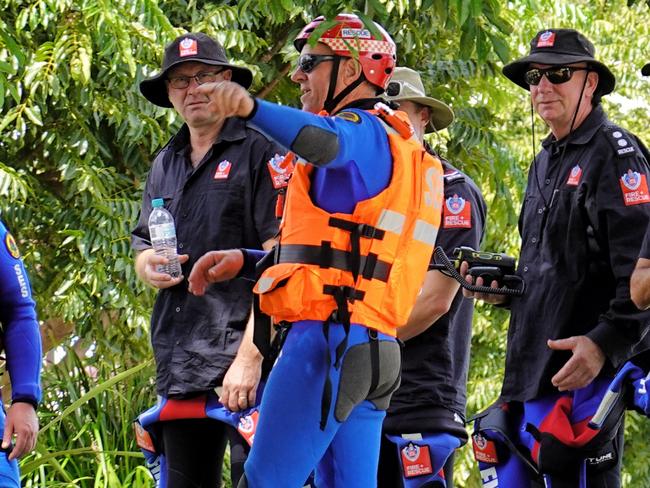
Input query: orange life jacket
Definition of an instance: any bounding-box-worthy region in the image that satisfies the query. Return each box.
[253,106,444,336]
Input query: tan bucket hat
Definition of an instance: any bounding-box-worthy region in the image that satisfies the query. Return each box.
[385,67,454,132]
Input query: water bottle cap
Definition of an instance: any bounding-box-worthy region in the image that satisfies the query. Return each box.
[151,198,164,208]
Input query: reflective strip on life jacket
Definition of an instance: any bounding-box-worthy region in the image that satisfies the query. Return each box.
[414,220,439,246]
[376,209,406,234]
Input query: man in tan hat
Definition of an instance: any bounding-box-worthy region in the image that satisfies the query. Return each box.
[131,32,285,486]
[465,28,650,487]
[377,67,486,488]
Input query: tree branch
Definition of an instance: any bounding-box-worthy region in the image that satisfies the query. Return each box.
[255,62,292,100]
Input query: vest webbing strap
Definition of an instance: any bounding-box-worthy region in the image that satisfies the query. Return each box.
[320,319,333,431]
[318,285,361,431]
[277,244,391,282]
[327,217,386,240]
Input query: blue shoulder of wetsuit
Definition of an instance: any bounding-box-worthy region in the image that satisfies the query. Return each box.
[0,221,42,406]
[250,99,392,214]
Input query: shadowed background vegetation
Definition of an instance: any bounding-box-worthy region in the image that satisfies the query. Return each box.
[1,0,650,485]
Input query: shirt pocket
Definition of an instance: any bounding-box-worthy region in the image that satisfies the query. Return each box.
[190,185,246,250]
[546,188,586,282]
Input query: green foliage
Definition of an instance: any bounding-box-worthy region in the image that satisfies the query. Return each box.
[1,0,650,486]
[21,352,155,487]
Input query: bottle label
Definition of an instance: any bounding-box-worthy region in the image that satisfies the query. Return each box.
[150,223,176,240]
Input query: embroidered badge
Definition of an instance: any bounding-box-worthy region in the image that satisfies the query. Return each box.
[266,153,294,189]
[4,232,20,259]
[179,38,198,57]
[237,410,259,447]
[401,442,434,478]
[336,111,361,123]
[472,433,499,464]
[443,194,472,229]
[214,160,232,179]
[620,169,650,206]
[537,31,556,48]
[566,164,582,186]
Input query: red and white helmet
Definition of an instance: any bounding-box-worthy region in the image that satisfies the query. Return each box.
[294,13,396,91]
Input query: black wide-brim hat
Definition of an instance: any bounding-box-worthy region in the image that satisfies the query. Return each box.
[140,33,253,107]
[642,63,650,76]
[502,29,615,96]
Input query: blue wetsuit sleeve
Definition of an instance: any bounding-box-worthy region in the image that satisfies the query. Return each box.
[0,221,42,405]
[250,99,391,202]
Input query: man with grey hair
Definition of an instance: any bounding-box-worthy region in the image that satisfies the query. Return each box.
[466,28,650,487]
[378,67,486,488]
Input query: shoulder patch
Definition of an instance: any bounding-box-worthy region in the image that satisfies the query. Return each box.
[4,232,21,259]
[620,169,650,206]
[336,111,361,124]
[266,153,294,189]
[443,194,472,228]
[604,126,637,157]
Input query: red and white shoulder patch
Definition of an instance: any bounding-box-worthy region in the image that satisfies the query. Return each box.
[443,194,472,228]
[620,169,650,206]
[266,153,294,189]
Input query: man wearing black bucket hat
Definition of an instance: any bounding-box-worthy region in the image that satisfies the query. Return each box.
[464,29,650,487]
[131,33,285,487]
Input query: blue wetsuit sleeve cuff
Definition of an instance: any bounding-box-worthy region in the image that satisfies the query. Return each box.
[237,248,268,280]
[244,98,259,121]
[12,397,38,410]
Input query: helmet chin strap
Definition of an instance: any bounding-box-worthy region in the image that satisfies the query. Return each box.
[323,57,367,114]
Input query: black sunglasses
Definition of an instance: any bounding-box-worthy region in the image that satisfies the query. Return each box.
[524,66,589,86]
[297,54,337,73]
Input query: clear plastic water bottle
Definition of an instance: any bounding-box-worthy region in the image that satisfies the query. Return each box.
[148,198,182,278]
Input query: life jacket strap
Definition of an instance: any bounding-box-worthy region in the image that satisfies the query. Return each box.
[277,244,391,282]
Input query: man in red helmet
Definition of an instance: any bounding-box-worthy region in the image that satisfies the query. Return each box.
[187,13,444,488]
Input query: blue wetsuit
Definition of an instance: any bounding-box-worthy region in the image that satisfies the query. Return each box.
[0,219,42,487]
[242,98,397,487]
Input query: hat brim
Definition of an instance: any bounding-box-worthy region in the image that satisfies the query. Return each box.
[502,52,615,96]
[139,59,253,108]
[642,63,650,76]
[394,96,454,132]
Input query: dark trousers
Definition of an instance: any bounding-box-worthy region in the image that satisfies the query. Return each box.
[161,418,250,487]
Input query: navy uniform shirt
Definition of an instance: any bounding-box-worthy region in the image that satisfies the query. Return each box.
[384,158,486,437]
[639,224,650,259]
[502,105,650,402]
[131,118,284,397]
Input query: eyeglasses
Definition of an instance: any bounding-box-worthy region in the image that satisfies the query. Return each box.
[386,80,421,98]
[297,54,337,74]
[524,66,589,86]
[167,69,225,89]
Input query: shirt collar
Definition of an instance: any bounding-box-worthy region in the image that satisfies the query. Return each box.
[541,104,607,151]
[171,117,248,153]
